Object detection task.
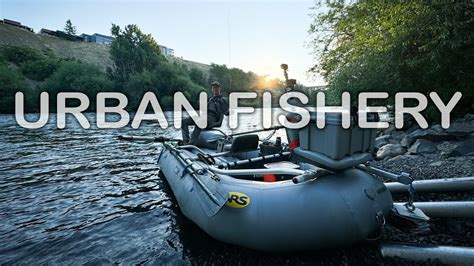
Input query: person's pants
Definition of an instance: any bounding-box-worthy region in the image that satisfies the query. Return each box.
[181,116,217,143]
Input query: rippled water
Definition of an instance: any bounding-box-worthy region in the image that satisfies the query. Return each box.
[0,110,387,264]
[0,110,277,264]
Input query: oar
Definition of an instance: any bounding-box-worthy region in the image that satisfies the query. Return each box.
[118,125,285,143]
[118,135,181,142]
[229,125,285,137]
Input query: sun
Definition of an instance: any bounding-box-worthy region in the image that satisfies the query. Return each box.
[264,75,273,83]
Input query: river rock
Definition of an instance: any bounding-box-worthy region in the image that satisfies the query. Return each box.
[402,128,455,147]
[445,122,474,137]
[390,130,406,141]
[375,135,391,149]
[376,144,406,160]
[429,161,443,167]
[431,124,444,132]
[408,139,438,154]
[448,138,474,157]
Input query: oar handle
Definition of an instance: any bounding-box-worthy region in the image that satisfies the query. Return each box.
[229,125,285,137]
[292,169,330,184]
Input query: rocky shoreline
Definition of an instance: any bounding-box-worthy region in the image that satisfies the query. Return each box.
[373,113,474,181]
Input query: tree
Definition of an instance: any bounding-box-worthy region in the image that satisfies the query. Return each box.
[108,24,163,83]
[309,1,474,119]
[64,19,77,35]
[108,24,206,109]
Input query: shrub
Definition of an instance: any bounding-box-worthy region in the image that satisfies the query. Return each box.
[0,64,32,113]
[42,61,113,110]
[20,58,62,81]
[0,45,44,65]
[123,63,205,110]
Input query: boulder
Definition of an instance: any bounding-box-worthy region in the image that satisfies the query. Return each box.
[431,124,444,133]
[402,128,455,147]
[445,122,474,137]
[408,139,438,154]
[376,144,406,160]
[375,135,391,149]
[400,135,411,147]
[390,130,406,141]
[448,138,474,157]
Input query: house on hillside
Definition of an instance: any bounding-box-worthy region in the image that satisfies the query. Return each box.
[159,45,174,57]
[81,33,113,45]
[40,28,82,41]
[40,28,56,36]
[1,18,33,32]
[80,34,92,42]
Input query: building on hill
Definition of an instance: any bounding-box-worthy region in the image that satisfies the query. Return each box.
[55,30,83,41]
[40,28,82,41]
[81,33,113,45]
[1,18,33,32]
[40,28,56,36]
[80,34,92,42]
[159,45,174,57]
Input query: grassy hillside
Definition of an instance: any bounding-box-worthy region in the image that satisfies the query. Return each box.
[0,23,211,74]
[0,24,111,71]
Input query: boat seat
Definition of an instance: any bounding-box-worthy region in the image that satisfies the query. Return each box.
[229,134,259,154]
[194,130,225,150]
[193,114,225,149]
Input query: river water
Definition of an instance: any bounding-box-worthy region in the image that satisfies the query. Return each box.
[0,110,385,264]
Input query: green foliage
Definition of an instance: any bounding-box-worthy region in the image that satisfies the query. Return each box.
[188,67,207,87]
[42,61,112,108]
[0,46,43,65]
[309,1,474,119]
[20,58,62,81]
[109,24,206,110]
[124,64,204,110]
[109,24,164,83]
[64,19,77,35]
[0,64,32,113]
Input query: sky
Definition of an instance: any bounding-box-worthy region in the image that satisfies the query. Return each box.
[1,0,326,86]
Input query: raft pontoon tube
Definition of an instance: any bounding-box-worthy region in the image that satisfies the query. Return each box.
[157,113,397,251]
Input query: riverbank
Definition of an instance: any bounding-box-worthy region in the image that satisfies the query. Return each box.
[373,113,474,180]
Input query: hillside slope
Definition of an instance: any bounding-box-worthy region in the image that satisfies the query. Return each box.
[0,23,211,74]
[0,24,111,71]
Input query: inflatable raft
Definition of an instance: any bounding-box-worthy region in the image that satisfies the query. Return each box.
[157,116,396,251]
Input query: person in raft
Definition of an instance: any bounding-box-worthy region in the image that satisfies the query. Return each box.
[181,81,229,144]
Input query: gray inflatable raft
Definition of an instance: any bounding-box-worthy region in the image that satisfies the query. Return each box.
[157,131,393,251]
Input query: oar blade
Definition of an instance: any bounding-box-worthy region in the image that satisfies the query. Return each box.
[192,173,228,217]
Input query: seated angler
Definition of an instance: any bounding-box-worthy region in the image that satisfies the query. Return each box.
[181,81,229,144]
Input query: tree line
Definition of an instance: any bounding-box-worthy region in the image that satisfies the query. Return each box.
[0,24,283,113]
